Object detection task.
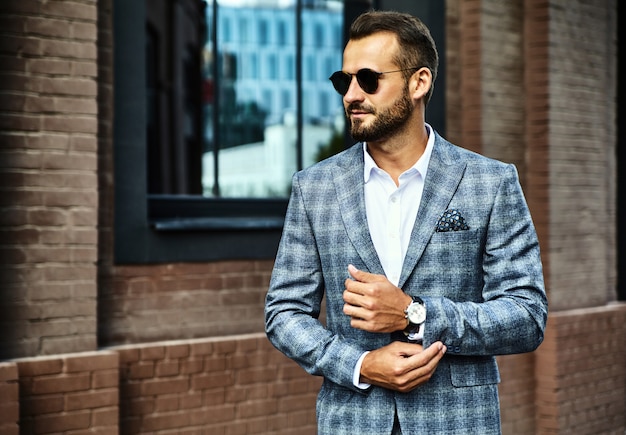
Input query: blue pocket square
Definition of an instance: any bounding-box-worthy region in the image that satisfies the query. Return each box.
[435,209,470,232]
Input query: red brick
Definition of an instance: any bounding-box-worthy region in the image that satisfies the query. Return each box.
[154,395,179,412]
[203,388,226,406]
[180,358,203,375]
[17,358,63,377]
[141,378,189,396]
[191,372,234,390]
[190,341,214,356]
[0,424,19,435]
[155,360,180,377]
[20,395,64,416]
[140,346,166,361]
[32,410,91,433]
[0,363,18,382]
[65,388,118,410]
[29,373,91,395]
[203,404,236,424]
[126,361,154,380]
[141,411,191,432]
[236,399,277,419]
[91,407,119,427]
[0,401,18,423]
[179,392,203,410]
[212,340,237,355]
[92,369,118,389]
[0,384,18,404]
[123,397,154,417]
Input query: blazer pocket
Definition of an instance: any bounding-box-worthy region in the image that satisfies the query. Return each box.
[427,229,481,270]
[449,355,501,387]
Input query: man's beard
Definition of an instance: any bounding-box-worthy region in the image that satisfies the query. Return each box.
[347,89,413,143]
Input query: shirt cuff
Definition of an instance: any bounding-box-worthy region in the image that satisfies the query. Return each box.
[353,351,371,389]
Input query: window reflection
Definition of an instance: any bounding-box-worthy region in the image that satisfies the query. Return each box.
[202,0,344,198]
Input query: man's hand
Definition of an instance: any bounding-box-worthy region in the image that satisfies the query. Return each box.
[343,264,412,333]
[361,341,446,392]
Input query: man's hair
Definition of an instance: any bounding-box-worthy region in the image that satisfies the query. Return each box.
[349,10,439,105]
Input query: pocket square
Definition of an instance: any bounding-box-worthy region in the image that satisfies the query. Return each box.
[435,209,470,232]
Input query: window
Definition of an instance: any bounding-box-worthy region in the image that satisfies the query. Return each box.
[259,19,269,45]
[113,0,444,263]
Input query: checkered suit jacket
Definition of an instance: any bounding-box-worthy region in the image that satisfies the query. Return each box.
[265,131,548,435]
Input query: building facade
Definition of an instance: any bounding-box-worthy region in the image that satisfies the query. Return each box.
[0,0,624,434]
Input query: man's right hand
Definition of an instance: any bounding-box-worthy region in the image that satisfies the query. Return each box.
[360,341,446,393]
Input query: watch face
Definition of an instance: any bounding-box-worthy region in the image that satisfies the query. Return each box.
[407,302,426,324]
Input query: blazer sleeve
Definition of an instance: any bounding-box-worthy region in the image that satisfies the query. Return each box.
[264,172,366,392]
[422,164,548,356]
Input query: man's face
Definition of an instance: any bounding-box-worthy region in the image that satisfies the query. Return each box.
[347,86,413,143]
[340,32,414,143]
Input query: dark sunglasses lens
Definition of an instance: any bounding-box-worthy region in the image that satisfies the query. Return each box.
[329,71,351,95]
[356,69,379,94]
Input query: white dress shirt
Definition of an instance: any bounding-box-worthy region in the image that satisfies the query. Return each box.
[352,124,435,388]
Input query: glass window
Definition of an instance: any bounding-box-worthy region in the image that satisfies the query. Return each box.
[277,19,287,45]
[201,0,344,199]
[259,19,268,45]
[222,17,231,42]
[285,54,294,80]
[239,17,248,42]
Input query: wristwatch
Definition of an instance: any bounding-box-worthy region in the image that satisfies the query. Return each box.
[404,296,426,337]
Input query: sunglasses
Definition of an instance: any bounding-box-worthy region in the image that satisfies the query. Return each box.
[328,67,422,96]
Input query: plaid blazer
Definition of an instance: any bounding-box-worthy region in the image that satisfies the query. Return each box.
[265,131,548,435]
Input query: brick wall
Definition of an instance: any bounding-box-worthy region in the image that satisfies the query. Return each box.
[4,323,625,435]
[15,351,119,434]
[535,305,626,434]
[98,261,275,345]
[0,0,100,359]
[458,0,482,155]
[5,335,319,435]
[480,0,526,177]
[497,353,537,434]
[444,0,461,146]
[0,362,19,435]
[546,0,617,310]
[114,334,319,434]
[524,0,551,285]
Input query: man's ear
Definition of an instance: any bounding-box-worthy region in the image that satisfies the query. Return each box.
[409,67,432,101]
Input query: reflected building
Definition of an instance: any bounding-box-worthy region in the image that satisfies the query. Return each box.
[202,1,344,197]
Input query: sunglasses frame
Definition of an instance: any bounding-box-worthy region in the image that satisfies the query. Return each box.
[329,67,423,96]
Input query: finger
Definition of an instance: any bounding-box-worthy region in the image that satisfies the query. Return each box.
[347,264,384,283]
[344,277,365,296]
[343,286,366,306]
[407,342,446,367]
[398,344,446,392]
[342,301,364,319]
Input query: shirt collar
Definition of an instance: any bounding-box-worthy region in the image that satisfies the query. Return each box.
[363,123,435,183]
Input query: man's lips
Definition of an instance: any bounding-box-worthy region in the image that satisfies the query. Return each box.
[350,110,369,118]
[347,105,373,118]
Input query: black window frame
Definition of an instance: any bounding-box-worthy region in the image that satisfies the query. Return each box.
[113,0,445,264]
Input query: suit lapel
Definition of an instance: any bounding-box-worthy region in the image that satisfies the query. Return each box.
[333,145,384,274]
[399,135,467,288]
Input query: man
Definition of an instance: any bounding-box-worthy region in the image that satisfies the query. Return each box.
[265,10,547,435]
